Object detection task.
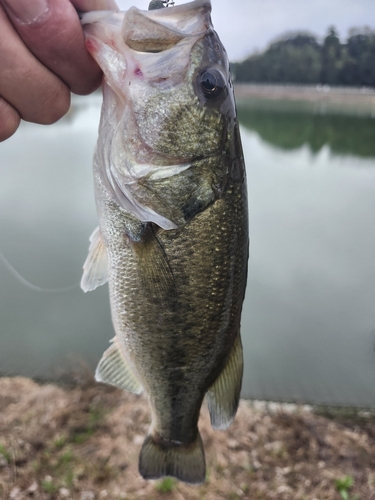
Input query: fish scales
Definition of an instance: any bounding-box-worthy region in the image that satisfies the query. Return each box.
[81,0,249,484]
[95,166,248,436]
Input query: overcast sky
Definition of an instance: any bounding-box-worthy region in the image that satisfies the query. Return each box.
[116,0,374,61]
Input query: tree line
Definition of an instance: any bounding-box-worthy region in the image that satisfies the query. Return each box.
[231,27,375,87]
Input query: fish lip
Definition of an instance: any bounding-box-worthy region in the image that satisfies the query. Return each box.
[142,0,211,14]
[81,0,212,37]
[81,0,211,23]
[81,0,212,68]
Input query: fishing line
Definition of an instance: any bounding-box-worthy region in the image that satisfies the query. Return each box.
[0,250,80,294]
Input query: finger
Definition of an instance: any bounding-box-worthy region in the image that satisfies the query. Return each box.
[0,5,70,124]
[0,97,21,142]
[0,0,103,96]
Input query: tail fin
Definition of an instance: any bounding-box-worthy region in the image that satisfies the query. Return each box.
[138,432,206,484]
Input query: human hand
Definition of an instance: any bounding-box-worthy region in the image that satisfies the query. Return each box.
[0,0,118,142]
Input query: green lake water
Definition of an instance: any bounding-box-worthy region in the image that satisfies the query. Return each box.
[1,93,375,406]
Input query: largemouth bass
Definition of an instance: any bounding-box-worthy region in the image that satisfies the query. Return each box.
[81,0,248,484]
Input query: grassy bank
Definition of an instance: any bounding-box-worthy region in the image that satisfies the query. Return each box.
[1,377,375,499]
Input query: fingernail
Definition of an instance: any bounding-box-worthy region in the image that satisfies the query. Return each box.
[2,0,49,24]
[72,0,119,11]
[92,0,119,9]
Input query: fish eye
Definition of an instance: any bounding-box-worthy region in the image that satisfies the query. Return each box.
[198,68,225,99]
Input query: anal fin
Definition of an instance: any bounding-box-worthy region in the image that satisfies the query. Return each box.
[81,227,108,292]
[206,335,243,430]
[95,337,143,394]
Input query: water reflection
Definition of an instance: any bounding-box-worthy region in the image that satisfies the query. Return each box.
[237,101,375,158]
[241,129,375,406]
[1,95,375,406]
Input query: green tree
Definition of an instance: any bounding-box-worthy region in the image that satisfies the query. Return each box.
[340,28,375,86]
[232,26,375,87]
[320,26,345,84]
[233,33,322,84]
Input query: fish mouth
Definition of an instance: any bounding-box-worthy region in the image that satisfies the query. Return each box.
[81,0,216,100]
[123,0,212,53]
[81,0,212,56]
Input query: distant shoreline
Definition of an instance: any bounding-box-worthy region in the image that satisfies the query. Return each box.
[234,83,375,118]
[234,83,375,115]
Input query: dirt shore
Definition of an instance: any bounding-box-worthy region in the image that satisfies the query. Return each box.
[1,377,375,500]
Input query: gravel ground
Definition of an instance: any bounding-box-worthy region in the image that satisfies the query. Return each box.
[1,377,375,500]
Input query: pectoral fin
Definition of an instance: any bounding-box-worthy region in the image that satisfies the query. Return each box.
[95,337,143,394]
[130,224,177,303]
[81,227,108,292]
[206,335,243,430]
